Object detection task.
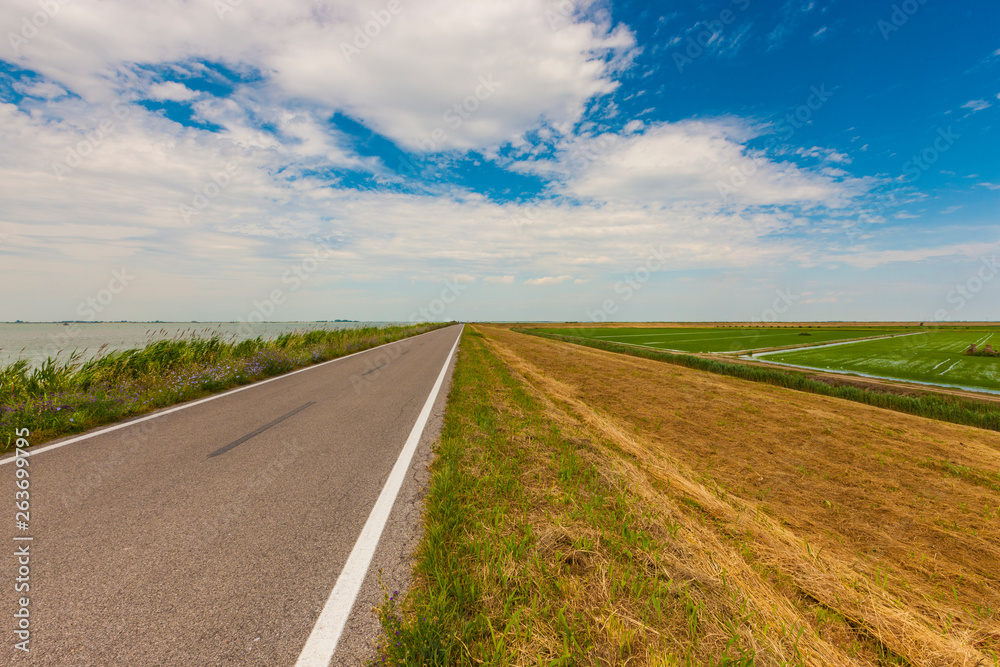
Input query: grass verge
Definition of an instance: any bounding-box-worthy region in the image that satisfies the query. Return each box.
[372,329,823,664]
[375,325,999,665]
[516,328,1000,433]
[0,322,453,452]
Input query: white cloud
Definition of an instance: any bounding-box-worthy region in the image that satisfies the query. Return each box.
[962,99,991,113]
[796,146,851,164]
[147,81,200,102]
[826,241,1000,269]
[519,119,865,210]
[524,275,573,286]
[13,80,68,99]
[0,0,636,152]
[1,0,977,323]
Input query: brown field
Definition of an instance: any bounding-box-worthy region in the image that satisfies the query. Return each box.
[495,322,998,329]
[476,324,1000,664]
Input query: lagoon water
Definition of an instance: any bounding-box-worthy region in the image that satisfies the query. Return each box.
[0,321,397,367]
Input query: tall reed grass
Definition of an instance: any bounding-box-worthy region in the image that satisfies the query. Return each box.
[1,323,453,452]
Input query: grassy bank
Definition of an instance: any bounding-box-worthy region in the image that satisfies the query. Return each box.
[372,329,783,664]
[374,326,998,664]
[0,322,453,452]
[518,328,1000,433]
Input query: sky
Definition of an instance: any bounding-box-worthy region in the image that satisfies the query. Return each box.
[0,0,998,324]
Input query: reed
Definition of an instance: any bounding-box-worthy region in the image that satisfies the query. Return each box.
[1,323,453,451]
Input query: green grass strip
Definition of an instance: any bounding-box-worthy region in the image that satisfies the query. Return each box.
[371,329,756,664]
[515,328,1000,434]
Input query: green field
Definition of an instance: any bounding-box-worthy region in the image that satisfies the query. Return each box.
[762,328,1000,392]
[533,326,913,353]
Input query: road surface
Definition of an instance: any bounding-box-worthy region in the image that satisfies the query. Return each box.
[1,324,462,665]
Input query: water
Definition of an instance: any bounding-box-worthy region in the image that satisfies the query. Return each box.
[0,322,399,367]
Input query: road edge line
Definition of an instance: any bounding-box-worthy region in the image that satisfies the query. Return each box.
[293,324,463,667]
[0,325,455,466]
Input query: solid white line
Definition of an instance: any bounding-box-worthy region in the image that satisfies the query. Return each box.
[0,326,452,466]
[294,325,463,667]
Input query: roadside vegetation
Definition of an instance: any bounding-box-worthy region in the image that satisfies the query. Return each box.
[373,325,999,665]
[0,322,452,452]
[520,328,1000,433]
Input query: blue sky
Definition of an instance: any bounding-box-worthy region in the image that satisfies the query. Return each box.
[0,0,997,324]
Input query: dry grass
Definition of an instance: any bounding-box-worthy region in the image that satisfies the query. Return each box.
[478,324,1000,665]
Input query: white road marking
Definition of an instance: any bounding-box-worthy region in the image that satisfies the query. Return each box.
[0,326,450,466]
[294,325,462,667]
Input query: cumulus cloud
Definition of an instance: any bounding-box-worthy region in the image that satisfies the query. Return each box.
[13,79,67,99]
[519,119,865,209]
[146,81,199,102]
[0,0,928,322]
[1,0,636,151]
[524,275,573,286]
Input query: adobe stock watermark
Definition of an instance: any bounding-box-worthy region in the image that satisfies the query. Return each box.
[410,75,502,152]
[387,76,502,180]
[51,99,134,182]
[933,255,998,322]
[752,288,800,323]
[351,338,409,393]
[509,205,540,234]
[61,421,158,512]
[409,278,468,324]
[842,125,958,241]
[339,0,403,62]
[13,427,32,653]
[717,84,834,197]
[544,0,579,31]
[901,126,958,183]
[672,0,751,73]
[35,268,135,364]
[177,161,242,225]
[213,0,241,20]
[177,133,270,225]
[877,0,930,41]
[586,245,669,324]
[235,237,340,339]
[189,436,303,550]
[351,278,466,392]
[7,0,73,56]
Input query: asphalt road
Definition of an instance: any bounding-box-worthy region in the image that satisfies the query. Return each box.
[1,324,462,666]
